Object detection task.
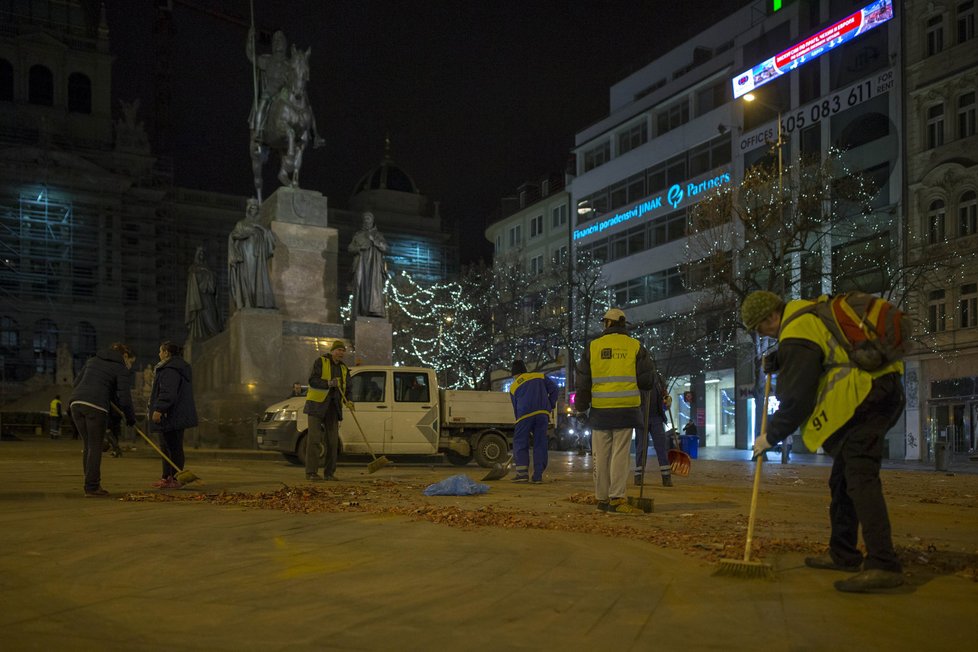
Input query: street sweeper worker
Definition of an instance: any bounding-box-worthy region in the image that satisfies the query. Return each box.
[303,340,349,482]
[508,359,559,483]
[69,343,137,497]
[575,307,655,515]
[740,290,905,593]
[636,373,674,487]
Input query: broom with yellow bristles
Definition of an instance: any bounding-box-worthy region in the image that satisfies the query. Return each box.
[714,371,775,580]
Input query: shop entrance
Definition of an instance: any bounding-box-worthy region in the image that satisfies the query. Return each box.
[928,402,975,456]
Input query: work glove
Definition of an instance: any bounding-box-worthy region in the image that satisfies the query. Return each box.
[762,353,779,374]
[752,435,771,460]
[662,395,673,410]
[328,378,339,388]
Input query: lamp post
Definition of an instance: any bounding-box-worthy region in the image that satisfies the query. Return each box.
[743,92,790,465]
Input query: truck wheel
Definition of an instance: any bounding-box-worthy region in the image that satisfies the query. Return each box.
[445,450,473,466]
[473,432,508,468]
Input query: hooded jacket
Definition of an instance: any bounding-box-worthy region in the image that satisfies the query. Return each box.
[575,323,655,429]
[69,348,136,425]
[150,356,199,432]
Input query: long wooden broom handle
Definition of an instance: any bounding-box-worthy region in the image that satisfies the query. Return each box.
[744,371,772,562]
[111,404,185,473]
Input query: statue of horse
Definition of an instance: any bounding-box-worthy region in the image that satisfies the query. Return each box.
[250,45,322,202]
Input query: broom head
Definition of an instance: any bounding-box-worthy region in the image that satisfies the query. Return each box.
[174,469,200,485]
[367,455,390,474]
[626,495,654,513]
[713,557,775,580]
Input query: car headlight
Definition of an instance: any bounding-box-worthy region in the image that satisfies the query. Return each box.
[568,428,575,435]
[273,409,297,421]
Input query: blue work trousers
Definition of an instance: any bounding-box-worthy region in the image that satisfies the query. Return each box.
[513,413,549,480]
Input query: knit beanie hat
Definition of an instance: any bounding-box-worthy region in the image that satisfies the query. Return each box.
[331,340,347,352]
[740,291,783,330]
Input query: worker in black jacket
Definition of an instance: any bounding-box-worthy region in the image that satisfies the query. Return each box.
[69,343,137,497]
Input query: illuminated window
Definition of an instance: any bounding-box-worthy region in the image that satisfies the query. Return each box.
[958,1,975,43]
[958,91,976,138]
[928,199,946,244]
[926,14,945,56]
[959,191,977,236]
[28,65,53,106]
[927,103,945,149]
[960,282,978,328]
[928,289,947,332]
[67,72,91,113]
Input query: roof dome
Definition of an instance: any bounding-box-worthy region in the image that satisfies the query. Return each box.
[353,138,420,196]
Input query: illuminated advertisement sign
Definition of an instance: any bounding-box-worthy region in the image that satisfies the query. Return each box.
[573,169,732,242]
[731,0,894,99]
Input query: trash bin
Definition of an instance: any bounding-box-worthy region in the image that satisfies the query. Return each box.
[934,441,948,471]
[681,434,699,459]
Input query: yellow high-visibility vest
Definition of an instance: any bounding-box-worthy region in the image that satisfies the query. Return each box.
[779,299,903,450]
[305,357,348,404]
[589,333,641,409]
[49,398,61,417]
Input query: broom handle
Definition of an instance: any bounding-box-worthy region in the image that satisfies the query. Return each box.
[744,371,772,563]
[112,404,185,473]
[341,397,380,461]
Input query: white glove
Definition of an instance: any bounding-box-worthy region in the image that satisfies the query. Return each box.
[752,435,770,460]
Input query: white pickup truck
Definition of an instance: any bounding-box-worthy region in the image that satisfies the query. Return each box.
[255,365,552,467]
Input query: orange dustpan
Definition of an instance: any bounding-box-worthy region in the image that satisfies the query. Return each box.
[666,405,692,476]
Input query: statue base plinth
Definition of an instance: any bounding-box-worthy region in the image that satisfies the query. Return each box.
[350,317,393,366]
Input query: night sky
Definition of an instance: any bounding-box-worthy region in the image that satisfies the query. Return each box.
[102,1,750,263]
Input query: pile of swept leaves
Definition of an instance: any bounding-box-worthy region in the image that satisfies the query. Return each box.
[122,480,978,576]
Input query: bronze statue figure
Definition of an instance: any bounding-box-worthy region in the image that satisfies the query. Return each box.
[228,199,277,311]
[348,211,389,318]
[185,245,222,340]
[247,28,324,203]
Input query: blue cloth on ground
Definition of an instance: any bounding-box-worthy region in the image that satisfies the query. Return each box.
[423,474,490,496]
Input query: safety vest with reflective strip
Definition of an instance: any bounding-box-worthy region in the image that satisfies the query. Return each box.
[304,357,348,404]
[509,372,552,423]
[589,333,641,409]
[779,299,903,451]
[49,398,61,417]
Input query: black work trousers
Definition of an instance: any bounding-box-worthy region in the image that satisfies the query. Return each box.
[71,404,107,492]
[159,429,186,479]
[306,408,339,478]
[822,373,904,573]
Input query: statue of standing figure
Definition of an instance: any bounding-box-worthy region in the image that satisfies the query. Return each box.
[228,199,277,311]
[247,27,324,202]
[185,245,222,340]
[348,211,389,318]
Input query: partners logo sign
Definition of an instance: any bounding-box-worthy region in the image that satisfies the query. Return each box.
[573,170,732,242]
[667,184,684,209]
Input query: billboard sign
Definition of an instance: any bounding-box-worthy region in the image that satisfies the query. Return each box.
[732,0,894,99]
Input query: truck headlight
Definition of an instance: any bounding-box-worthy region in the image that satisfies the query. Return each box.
[273,409,297,421]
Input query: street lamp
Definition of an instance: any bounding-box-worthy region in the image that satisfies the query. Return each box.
[743,92,789,465]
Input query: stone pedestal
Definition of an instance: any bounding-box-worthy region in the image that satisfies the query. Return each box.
[187,187,345,448]
[351,317,393,366]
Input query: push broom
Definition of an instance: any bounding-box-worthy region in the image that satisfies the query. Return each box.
[714,371,775,580]
[342,397,390,473]
[113,405,200,486]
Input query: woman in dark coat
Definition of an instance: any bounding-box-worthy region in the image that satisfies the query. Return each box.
[69,343,137,497]
[149,341,198,488]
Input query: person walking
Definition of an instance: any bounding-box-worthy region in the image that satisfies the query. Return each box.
[48,394,62,439]
[508,360,558,483]
[68,343,137,497]
[149,341,198,489]
[636,375,674,487]
[303,341,349,482]
[741,290,906,593]
[575,308,655,515]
